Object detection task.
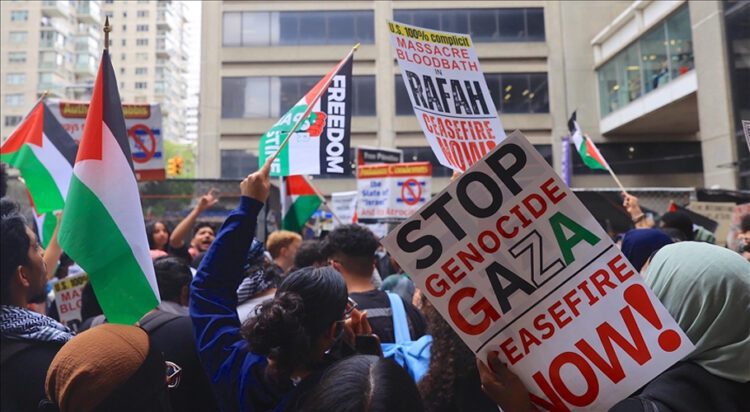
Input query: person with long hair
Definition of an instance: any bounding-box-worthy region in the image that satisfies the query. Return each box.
[190,164,375,411]
[418,298,497,412]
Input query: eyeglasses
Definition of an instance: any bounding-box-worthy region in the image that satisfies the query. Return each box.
[166,361,182,389]
[344,297,358,320]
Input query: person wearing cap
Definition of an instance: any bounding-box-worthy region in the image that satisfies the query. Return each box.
[41,323,172,412]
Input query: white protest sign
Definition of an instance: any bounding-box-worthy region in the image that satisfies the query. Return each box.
[687,201,736,247]
[53,273,88,332]
[742,120,750,153]
[47,100,165,181]
[357,162,432,220]
[331,191,358,226]
[381,131,693,411]
[389,21,505,172]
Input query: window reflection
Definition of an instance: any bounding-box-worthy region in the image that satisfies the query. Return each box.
[394,8,545,42]
[597,5,693,116]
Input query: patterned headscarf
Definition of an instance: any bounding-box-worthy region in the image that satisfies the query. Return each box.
[1,305,73,343]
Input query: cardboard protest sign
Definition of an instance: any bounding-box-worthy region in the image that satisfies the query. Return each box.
[47,100,165,181]
[53,273,89,332]
[389,21,505,172]
[743,120,750,153]
[687,201,736,246]
[382,131,693,411]
[331,191,358,226]
[357,162,432,220]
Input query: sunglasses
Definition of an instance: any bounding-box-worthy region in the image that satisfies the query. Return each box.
[344,297,358,320]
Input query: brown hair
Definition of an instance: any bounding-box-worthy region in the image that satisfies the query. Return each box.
[266,230,302,259]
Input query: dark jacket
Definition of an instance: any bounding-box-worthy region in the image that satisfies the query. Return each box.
[1,338,64,411]
[140,311,219,412]
[610,362,750,412]
[190,197,325,412]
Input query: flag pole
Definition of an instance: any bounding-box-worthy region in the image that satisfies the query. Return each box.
[583,133,628,195]
[301,175,343,225]
[266,43,360,165]
[103,16,111,52]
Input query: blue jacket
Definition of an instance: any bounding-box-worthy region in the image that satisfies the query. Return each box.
[190,197,283,412]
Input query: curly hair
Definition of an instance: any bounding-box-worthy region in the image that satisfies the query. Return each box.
[418,298,493,412]
[241,266,347,382]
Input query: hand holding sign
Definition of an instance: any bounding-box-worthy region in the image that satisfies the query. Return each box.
[477,352,532,412]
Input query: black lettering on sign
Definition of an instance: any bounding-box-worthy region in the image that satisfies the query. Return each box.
[508,230,566,288]
[396,220,443,270]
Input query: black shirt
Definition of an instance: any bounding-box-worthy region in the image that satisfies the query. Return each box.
[1,338,64,412]
[349,289,427,344]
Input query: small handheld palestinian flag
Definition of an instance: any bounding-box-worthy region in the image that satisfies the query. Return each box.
[281,175,323,233]
[58,47,160,325]
[259,46,357,177]
[568,111,608,171]
[1,101,78,214]
[567,111,628,193]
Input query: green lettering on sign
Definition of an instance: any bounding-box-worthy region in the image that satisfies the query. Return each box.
[549,211,601,265]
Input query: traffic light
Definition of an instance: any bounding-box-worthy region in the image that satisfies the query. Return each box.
[166,157,177,176]
[174,155,183,176]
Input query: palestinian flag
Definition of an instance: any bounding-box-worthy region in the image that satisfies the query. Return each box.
[282,175,322,233]
[0,102,78,214]
[568,111,609,171]
[24,189,59,249]
[58,50,160,325]
[259,54,352,177]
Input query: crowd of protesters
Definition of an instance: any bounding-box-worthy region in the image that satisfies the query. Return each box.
[1,159,749,412]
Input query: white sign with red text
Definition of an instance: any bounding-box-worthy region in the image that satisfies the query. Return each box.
[53,273,88,332]
[357,162,432,220]
[389,21,505,172]
[382,131,693,411]
[47,100,165,181]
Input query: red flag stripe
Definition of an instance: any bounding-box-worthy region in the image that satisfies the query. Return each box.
[0,103,44,153]
[75,58,105,162]
[286,175,317,196]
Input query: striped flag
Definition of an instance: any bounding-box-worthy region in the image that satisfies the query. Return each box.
[568,111,609,171]
[59,50,160,325]
[281,175,322,233]
[0,102,78,214]
[258,54,353,177]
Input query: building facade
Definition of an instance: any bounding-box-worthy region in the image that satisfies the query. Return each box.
[199,0,748,192]
[1,0,102,139]
[101,0,189,143]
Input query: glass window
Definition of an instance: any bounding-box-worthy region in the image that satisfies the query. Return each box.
[622,44,642,103]
[137,24,149,32]
[5,94,24,106]
[226,11,375,46]
[640,25,669,93]
[666,6,694,79]
[500,73,529,113]
[137,10,149,18]
[5,116,23,127]
[485,73,501,109]
[222,77,272,119]
[598,58,619,116]
[469,10,498,41]
[242,12,270,45]
[352,76,376,116]
[9,31,27,43]
[528,73,549,113]
[394,8,544,42]
[136,67,147,75]
[8,52,26,63]
[526,8,545,41]
[6,73,26,85]
[395,75,412,115]
[221,150,258,179]
[137,38,148,46]
[10,10,28,21]
[223,12,242,46]
[572,142,702,175]
[497,9,525,40]
[136,52,148,61]
[135,82,147,89]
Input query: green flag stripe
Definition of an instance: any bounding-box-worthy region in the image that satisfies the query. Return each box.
[282,195,322,233]
[58,174,158,324]
[41,212,57,249]
[578,144,607,170]
[0,146,64,212]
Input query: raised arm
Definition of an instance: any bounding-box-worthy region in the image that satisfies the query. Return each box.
[189,165,271,411]
[170,189,219,249]
[44,212,63,280]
